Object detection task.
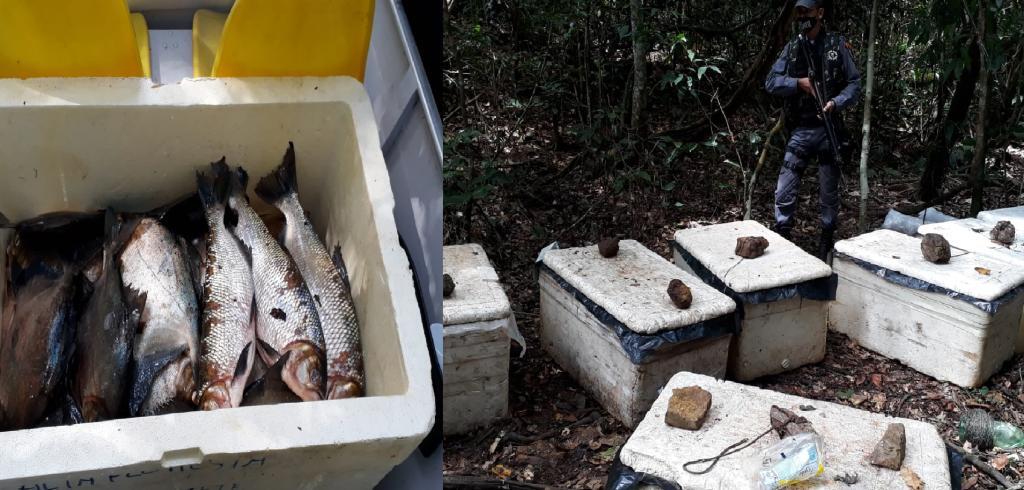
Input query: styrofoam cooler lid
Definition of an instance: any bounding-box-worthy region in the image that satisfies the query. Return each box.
[918,218,1024,256]
[978,206,1024,229]
[443,243,512,325]
[834,229,1024,301]
[540,240,736,335]
[673,220,832,293]
[619,371,951,488]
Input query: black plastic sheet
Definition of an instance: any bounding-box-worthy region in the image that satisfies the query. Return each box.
[539,264,735,365]
[606,449,681,490]
[671,241,838,306]
[836,253,1024,314]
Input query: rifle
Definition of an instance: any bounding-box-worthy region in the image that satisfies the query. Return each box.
[797,32,846,168]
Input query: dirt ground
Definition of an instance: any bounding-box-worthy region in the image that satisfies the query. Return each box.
[441,107,1024,487]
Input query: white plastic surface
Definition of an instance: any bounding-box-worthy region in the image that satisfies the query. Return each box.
[673,221,832,293]
[978,206,1024,230]
[443,244,512,325]
[541,240,736,334]
[919,218,1024,255]
[0,77,432,490]
[834,229,1024,301]
[620,372,951,488]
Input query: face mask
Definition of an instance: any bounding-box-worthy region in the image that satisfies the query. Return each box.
[796,16,817,32]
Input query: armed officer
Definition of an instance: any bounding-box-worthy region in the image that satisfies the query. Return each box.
[765,0,861,260]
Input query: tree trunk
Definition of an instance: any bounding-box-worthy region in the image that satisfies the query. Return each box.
[918,42,980,201]
[969,0,990,216]
[858,0,879,233]
[630,0,646,134]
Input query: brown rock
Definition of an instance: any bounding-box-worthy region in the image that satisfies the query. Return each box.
[667,279,693,309]
[769,406,816,438]
[991,221,1016,245]
[735,236,769,259]
[665,386,711,430]
[921,233,951,264]
[598,237,620,258]
[870,423,906,470]
[443,273,456,298]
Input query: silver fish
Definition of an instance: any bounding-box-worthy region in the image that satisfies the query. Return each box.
[120,218,200,416]
[255,143,365,399]
[195,160,255,410]
[227,166,326,401]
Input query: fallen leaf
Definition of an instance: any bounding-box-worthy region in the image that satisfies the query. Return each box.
[901,467,924,490]
[871,373,884,388]
[992,453,1010,470]
[522,466,535,481]
[871,392,888,408]
[491,464,512,480]
[975,267,991,275]
[850,393,869,406]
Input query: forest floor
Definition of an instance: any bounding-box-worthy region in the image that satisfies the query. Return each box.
[442,90,1024,487]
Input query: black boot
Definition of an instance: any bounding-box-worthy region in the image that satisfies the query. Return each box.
[817,228,835,262]
[773,224,792,241]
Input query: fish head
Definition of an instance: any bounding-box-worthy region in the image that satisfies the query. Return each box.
[198,381,233,410]
[326,377,363,400]
[281,342,324,402]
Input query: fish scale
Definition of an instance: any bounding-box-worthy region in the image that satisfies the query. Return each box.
[254,143,365,399]
[196,162,255,409]
[232,196,325,355]
[280,195,363,390]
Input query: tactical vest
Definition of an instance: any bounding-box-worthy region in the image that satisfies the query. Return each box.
[783,32,846,129]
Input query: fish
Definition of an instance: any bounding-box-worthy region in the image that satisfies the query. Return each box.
[195,160,256,410]
[120,218,200,416]
[72,209,147,422]
[0,232,81,430]
[227,166,326,401]
[255,143,366,399]
[241,352,301,406]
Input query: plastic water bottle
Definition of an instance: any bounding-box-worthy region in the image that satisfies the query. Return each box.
[959,409,1024,449]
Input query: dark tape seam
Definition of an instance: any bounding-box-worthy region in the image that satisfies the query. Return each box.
[538,263,735,365]
[835,252,1024,314]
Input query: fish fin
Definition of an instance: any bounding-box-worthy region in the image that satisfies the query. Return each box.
[331,245,352,290]
[103,208,140,260]
[129,346,187,417]
[254,142,298,205]
[65,392,84,425]
[230,166,250,197]
[242,351,292,406]
[152,193,207,241]
[196,158,231,208]
[256,338,281,364]
[233,342,253,380]
[0,212,8,228]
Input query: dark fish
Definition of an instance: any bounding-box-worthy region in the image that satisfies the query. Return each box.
[72,210,146,422]
[121,218,200,416]
[0,234,80,430]
[228,166,326,401]
[195,160,255,410]
[241,352,301,406]
[256,143,365,399]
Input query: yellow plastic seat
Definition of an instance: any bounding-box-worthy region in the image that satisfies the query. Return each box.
[131,13,152,79]
[0,0,147,78]
[192,0,375,80]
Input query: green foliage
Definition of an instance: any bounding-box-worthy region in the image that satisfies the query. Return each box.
[443,129,508,208]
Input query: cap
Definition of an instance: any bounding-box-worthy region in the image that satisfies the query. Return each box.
[795,0,819,8]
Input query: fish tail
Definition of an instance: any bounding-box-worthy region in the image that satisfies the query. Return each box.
[196,158,231,209]
[0,211,9,227]
[254,142,298,205]
[105,209,142,259]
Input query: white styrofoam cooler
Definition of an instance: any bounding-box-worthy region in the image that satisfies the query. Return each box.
[619,371,951,488]
[978,206,1024,230]
[538,240,736,427]
[672,221,833,381]
[0,77,432,489]
[830,229,1024,387]
[919,218,1024,353]
[442,243,518,435]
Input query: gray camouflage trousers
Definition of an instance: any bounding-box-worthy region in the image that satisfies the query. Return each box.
[774,125,840,233]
